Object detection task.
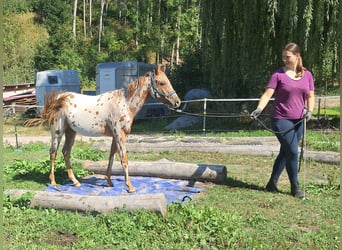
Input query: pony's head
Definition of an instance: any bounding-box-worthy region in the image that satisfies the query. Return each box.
[147,65,181,109]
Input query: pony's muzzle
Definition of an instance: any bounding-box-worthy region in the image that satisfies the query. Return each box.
[174,97,181,108]
[168,94,181,108]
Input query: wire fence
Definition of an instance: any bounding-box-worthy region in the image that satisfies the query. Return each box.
[3,96,340,134]
[169,96,339,133]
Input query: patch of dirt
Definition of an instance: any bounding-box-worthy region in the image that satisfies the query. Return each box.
[38,229,80,247]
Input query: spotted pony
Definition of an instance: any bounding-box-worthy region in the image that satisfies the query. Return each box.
[39,65,181,192]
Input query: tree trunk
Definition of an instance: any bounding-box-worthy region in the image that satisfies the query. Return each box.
[72,0,78,45]
[170,43,175,70]
[135,0,139,48]
[5,189,167,216]
[83,0,86,39]
[81,159,227,184]
[98,0,105,52]
[175,5,181,65]
[89,0,92,37]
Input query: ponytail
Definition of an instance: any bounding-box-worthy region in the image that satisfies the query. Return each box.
[295,55,306,78]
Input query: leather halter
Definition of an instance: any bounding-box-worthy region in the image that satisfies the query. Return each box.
[150,72,176,99]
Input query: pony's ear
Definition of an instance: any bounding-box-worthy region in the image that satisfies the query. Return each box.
[155,64,166,75]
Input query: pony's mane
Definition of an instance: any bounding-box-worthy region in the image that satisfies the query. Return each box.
[125,74,148,97]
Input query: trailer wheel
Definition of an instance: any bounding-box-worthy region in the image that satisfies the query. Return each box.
[25,108,39,118]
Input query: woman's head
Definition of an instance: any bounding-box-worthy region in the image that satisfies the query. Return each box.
[282,42,305,78]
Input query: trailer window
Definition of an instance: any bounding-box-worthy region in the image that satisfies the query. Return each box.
[48,76,58,84]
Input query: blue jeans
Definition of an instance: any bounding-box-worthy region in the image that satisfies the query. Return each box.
[270,119,304,186]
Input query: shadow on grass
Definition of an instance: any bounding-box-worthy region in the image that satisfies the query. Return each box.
[224,177,265,191]
[11,169,74,186]
[224,177,293,196]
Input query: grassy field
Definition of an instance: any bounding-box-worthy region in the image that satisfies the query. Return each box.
[2,99,340,249]
[3,133,340,249]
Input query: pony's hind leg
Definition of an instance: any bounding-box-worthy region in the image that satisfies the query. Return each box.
[49,129,63,186]
[49,148,58,186]
[62,128,80,187]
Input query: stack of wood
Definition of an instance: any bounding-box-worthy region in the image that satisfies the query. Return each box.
[3,83,36,115]
[3,93,36,114]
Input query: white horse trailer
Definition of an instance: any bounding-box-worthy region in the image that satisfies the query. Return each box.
[96,61,171,119]
[35,70,81,112]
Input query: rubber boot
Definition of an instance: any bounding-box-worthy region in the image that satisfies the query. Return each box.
[291,184,305,199]
[266,178,279,193]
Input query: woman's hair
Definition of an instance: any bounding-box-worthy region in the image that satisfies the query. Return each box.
[283,42,306,78]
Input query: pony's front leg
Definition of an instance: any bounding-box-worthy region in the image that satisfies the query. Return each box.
[118,132,135,193]
[62,128,80,187]
[105,139,117,187]
[106,135,135,192]
[120,148,136,193]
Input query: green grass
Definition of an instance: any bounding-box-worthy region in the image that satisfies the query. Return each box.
[3,116,50,136]
[3,140,340,249]
[317,106,340,117]
[307,130,340,152]
[3,108,340,249]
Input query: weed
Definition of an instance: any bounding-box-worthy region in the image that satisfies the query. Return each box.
[13,192,35,209]
[72,147,105,161]
[306,130,340,152]
[305,183,340,195]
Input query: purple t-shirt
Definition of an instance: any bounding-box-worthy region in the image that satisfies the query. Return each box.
[267,68,315,119]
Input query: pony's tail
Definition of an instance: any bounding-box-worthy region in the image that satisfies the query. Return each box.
[24,90,68,127]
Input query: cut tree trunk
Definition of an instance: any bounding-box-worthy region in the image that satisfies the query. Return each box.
[81,159,227,184]
[4,189,167,216]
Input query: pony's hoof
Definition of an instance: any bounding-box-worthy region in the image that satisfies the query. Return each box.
[128,187,136,193]
[105,176,114,187]
[106,181,114,187]
[74,182,81,187]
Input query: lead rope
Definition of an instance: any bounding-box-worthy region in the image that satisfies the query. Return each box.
[170,107,308,198]
[302,117,307,200]
[170,108,305,135]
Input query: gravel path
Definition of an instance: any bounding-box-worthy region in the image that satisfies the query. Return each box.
[3,134,339,164]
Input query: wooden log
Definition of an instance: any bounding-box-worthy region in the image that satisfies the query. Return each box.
[81,159,227,184]
[4,189,167,216]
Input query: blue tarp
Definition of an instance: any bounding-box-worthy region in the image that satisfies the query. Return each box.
[45,175,204,204]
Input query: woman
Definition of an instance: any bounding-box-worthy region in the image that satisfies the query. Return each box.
[250,42,315,199]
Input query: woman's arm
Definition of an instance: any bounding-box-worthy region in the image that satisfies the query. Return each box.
[306,91,315,112]
[257,88,275,111]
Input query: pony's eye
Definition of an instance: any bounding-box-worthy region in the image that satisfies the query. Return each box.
[159,82,165,86]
